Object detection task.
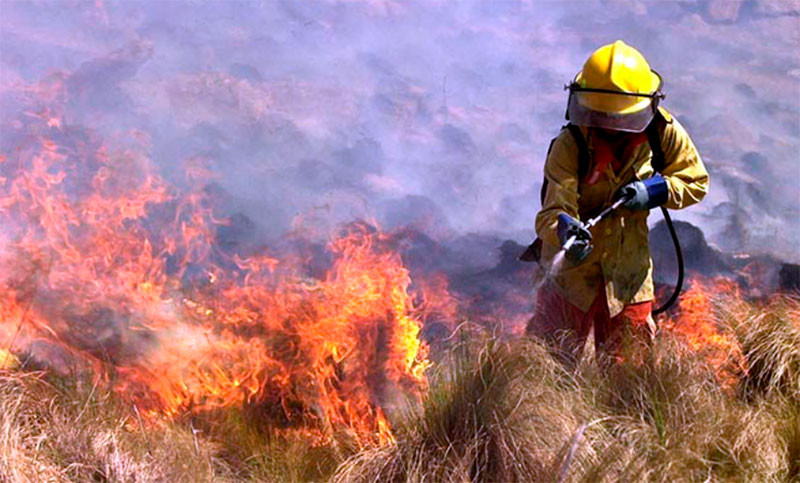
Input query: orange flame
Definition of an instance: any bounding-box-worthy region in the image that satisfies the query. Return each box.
[661,277,746,388]
[0,118,440,446]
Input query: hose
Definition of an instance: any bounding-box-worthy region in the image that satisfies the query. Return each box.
[652,206,684,315]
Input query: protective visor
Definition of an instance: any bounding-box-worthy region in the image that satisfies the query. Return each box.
[566,72,665,133]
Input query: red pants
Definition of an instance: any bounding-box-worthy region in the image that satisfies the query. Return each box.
[526,281,655,365]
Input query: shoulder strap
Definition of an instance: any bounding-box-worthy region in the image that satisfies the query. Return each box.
[539,138,558,204]
[565,123,590,180]
[645,118,665,173]
[539,124,591,205]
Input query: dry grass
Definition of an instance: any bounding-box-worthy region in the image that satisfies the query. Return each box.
[0,371,226,482]
[1,295,798,482]
[725,295,800,401]
[0,370,347,482]
[334,332,593,482]
[580,338,787,481]
[336,294,800,482]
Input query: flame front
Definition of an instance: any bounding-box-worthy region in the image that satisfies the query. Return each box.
[0,104,766,446]
[0,118,434,446]
[661,277,747,388]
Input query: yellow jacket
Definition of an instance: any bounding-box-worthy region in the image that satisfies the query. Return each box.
[535,111,709,317]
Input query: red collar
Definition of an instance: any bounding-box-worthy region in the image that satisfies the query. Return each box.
[584,132,647,184]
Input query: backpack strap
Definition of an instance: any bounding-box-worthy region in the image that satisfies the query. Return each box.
[540,124,590,205]
[645,119,665,173]
[565,123,590,180]
[645,107,672,173]
[539,138,557,205]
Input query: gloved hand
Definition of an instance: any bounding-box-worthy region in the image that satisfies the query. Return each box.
[557,213,593,263]
[621,174,669,211]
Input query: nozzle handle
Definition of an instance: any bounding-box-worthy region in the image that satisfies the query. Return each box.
[560,193,632,252]
[584,193,632,229]
[561,234,577,252]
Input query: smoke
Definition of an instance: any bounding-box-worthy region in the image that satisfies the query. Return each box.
[1,0,798,261]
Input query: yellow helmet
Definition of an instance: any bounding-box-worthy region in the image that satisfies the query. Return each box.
[567,40,664,132]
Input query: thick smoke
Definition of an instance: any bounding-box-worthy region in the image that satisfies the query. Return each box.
[1,0,798,261]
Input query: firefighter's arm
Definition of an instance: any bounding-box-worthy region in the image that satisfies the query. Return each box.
[535,131,581,247]
[659,117,709,210]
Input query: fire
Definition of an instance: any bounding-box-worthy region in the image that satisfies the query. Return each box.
[0,116,438,446]
[660,277,746,387]
[2,83,760,449]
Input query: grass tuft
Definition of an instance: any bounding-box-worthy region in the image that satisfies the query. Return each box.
[581,335,785,481]
[724,295,800,401]
[334,330,595,482]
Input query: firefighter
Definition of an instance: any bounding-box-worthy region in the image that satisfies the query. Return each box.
[527,40,709,365]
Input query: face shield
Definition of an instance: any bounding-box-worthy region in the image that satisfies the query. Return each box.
[566,71,665,133]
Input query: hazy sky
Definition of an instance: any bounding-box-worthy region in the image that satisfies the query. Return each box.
[1,0,798,260]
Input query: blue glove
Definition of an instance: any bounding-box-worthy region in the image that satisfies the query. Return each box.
[621,174,669,211]
[557,213,593,263]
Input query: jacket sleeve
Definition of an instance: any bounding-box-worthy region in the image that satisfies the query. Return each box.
[660,117,709,210]
[535,130,581,247]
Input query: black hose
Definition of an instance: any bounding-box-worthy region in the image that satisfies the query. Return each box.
[652,206,684,315]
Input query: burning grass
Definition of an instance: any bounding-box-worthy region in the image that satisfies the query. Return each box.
[0,128,437,447]
[1,292,799,481]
